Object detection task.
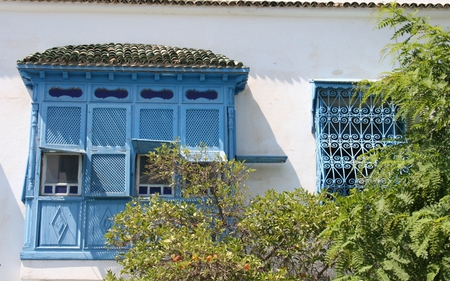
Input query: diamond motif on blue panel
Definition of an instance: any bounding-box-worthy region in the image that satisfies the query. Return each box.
[89,154,126,195]
[46,107,81,145]
[186,109,219,147]
[92,108,126,147]
[140,109,173,140]
[51,207,68,243]
[100,207,113,233]
[315,86,404,195]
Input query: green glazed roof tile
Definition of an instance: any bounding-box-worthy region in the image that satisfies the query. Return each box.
[17,43,246,68]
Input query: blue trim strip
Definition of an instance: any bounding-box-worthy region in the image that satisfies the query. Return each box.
[131,138,174,154]
[23,103,39,201]
[39,146,86,154]
[235,155,287,164]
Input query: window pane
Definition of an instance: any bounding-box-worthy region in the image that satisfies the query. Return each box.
[138,156,151,184]
[139,156,169,185]
[163,187,172,195]
[45,155,79,184]
[44,185,53,194]
[138,186,147,195]
[55,185,67,194]
[69,186,78,194]
[149,187,160,194]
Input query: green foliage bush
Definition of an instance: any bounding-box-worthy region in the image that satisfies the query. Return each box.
[240,189,338,280]
[104,144,338,281]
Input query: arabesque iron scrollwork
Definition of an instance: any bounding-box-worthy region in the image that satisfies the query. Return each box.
[315,86,404,195]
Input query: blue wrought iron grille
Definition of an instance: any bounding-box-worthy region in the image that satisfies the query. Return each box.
[92,108,126,147]
[186,109,220,147]
[139,109,173,140]
[314,86,404,195]
[45,106,81,145]
[87,154,126,195]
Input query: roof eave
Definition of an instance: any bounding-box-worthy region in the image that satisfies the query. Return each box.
[16,63,250,74]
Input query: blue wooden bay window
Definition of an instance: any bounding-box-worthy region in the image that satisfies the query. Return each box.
[17,44,249,260]
[312,81,404,195]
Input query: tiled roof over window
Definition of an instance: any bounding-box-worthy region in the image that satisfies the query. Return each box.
[17,43,246,68]
[4,0,450,8]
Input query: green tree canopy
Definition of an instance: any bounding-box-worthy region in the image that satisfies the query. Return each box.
[325,4,450,281]
[104,144,338,281]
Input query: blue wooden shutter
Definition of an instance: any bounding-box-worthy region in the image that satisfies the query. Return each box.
[41,103,85,150]
[136,105,178,141]
[181,106,226,160]
[86,105,131,197]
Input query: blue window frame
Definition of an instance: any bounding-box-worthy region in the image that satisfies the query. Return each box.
[18,66,249,260]
[313,81,404,195]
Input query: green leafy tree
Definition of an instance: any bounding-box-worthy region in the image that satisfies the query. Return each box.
[104,143,338,280]
[104,144,263,281]
[240,189,338,280]
[324,4,450,280]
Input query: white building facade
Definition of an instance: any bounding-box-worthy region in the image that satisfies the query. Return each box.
[0,1,449,280]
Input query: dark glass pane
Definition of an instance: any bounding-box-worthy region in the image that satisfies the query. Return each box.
[59,155,79,183]
[139,156,168,184]
[186,90,218,100]
[55,185,67,194]
[150,187,160,194]
[45,154,79,184]
[139,156,150,184]
[49,87,83,98]
[163,187,172,195]
[44,185,53,194]
[94,88,128,99]
[69,186,78,194]
[140,89,174,100]
[138,186,147,195]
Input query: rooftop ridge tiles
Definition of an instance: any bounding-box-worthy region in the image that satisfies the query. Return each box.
[17,43,247,68]
[3,0,450,8]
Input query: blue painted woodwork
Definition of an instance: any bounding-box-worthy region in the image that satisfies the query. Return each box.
[313,82,404,195]
[40,103,86,152]
[38,201,80,247]
[85,200,127,248]
[91,85,132,102]
[18,63,249,260]
[136,85,178,103]
[44,83,87,101]
[136,105,177,141]
[131,139,174,154]
[186,89,219,101]
[235,155,288,164]
[140,88,174,100]
[23,103,39,201]
[49,87,83,98]
[94,88,128,99]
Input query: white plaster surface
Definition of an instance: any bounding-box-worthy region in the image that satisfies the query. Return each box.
[0,2,449,280]
[20,260,122,281]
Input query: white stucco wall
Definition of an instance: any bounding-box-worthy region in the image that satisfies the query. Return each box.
[0,2,449,280]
